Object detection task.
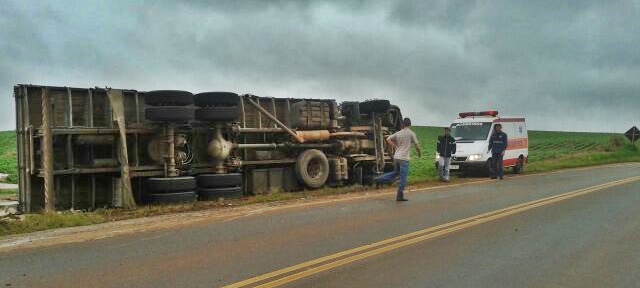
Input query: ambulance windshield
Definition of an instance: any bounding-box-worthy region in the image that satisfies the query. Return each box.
[450,122,493,141]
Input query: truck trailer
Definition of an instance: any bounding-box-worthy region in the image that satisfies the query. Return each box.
[14,85,404,212]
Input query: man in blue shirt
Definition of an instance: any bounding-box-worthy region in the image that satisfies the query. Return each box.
[488,124,508,180]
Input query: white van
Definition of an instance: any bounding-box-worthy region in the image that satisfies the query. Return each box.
[435,111,528,174]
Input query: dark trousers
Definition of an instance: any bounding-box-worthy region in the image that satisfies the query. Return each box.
[490,153,504,178]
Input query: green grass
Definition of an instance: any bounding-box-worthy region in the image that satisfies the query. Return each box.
[0,189,17,200]
[0,185,372,236]
[0,212,106,236]
[526,131,639,172]
[410,127,639,178]
[1,127,639,237]
[0,131,17,184]
[408,126,441,183]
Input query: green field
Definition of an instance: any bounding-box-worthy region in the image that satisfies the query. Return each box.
[0,131,17,184]
[0,128,637,187]
[0,128,637,185]
[1,128,640,236]
[410,127,639,182]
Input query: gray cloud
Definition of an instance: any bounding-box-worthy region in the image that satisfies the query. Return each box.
[1,0,639,132]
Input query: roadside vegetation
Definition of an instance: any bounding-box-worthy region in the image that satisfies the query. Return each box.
[1,128,639,237]
[0,131,17,184]
[0,189,17,200]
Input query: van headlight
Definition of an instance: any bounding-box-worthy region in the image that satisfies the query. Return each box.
[468,154,482,161]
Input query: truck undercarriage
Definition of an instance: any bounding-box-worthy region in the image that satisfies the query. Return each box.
[14,85,403,212]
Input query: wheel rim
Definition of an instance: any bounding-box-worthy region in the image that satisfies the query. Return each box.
[307,158,322,179]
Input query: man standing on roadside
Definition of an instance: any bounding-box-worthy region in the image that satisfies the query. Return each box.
[375,118,422,201]
[437,127,456,182]
[488,124,508,180]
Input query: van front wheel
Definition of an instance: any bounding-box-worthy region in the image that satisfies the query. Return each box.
[513,157,524,174]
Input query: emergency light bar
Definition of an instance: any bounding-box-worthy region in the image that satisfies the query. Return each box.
[458,111,499,118]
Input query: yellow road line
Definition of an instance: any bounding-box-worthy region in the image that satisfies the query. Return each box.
[224,175,640,288]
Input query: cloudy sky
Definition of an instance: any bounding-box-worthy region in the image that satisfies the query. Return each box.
[2,0,639,132]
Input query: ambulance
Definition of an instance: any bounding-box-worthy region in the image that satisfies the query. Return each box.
[435,111,528,174]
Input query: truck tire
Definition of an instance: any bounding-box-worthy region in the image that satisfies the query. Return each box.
[352,166,363,186]
[196,173,242,188]
[146,176,197,193]
[195,107,239,122]
[145,106,194,122]
[193,92,240,107]
[295,149,330,189]
[359,100,391,114]
[382,105,402,129]
[150,191,198,204]
[198,187,243,201]
[144,90,194,106]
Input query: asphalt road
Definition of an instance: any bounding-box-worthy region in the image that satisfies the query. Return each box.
[1,163,639,288]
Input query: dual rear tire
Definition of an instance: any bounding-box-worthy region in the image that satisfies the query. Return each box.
[146,174,244,204]
[146,176,198,204]
[144,90,195,122]
[196,173,244,201]
[193,92,240,122]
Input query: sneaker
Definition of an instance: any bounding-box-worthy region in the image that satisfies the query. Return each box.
[499,176,504,180]
[396,198,409,202]
[444,179,450,183]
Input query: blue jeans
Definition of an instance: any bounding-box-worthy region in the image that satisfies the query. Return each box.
[438,156,451,181]
[377,159,410,199]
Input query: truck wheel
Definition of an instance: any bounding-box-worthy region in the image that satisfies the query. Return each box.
[150,191,198,204]
[295,149,330,189]
[513,157,525,174]
[359,100,391,114]
[193,92,240,107]
[146,176,197,193]
[145,106,194,122]
[196,173,242,188]
[198,187,243,201]
[352,166,363,186]
[382,105,402,130]
[144,90,193,106]
[195,107,239,122]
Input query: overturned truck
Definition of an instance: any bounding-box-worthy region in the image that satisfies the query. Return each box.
[14,85,404,212]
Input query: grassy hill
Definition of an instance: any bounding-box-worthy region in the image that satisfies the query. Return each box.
[1,128,639,236]
[0,131,17,184]
[410,126,639,182]
[0,128,637,186]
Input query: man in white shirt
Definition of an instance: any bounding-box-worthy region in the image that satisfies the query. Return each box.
[375,118,422,201]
